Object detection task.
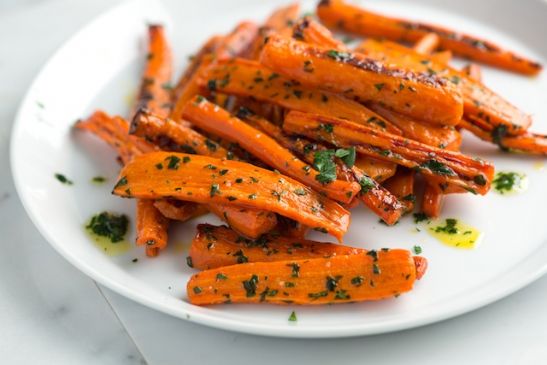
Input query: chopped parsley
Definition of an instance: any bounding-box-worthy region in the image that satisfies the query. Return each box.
[91,176,106,184]
[413,212,429,224]
[165,155,181,170]
[242,274,259,297]
[374,83,385,91]
[287,263,300,278]
[358,176,375,194]
[55,173,73,185]
[433,218,459,234]
[313,150,337,184]
[288,311,298,322]
[335,147,356,167]
[493,171,524,194]
[413,245,423,255]
[420,159,456,176]
[210,184,220,197]
[326,50,351,62]
[86,211,128,243]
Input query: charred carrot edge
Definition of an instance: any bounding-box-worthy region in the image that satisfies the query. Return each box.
[153,200,208,222]
[173,35,223,103]
[237,109,403,224]
[189,224,363,270]
[292,16,347,50]
[259,35,463,126]
[282,111,495,195]
[355,38,531,135]
[208,205,278,239]
[460,119,547,155]
[131,108,229,159]
[368,103,462,151]
[187,250,426,305]
[200,58,401,135]
[133,24,173,118]
[317,0,542,75]
[182,96,360,203]
[112,151,350,241]
[383,168,415,213]
[130,109,280,237]
[136,199,170,249]
[248,3,301,59]
[413,33,440,54]
[75,110,156,164]
[462,63,482,82]
[171,22,259,121]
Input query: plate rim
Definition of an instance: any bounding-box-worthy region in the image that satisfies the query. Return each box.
[9,0,547,338]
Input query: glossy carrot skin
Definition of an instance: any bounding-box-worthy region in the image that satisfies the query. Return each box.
[187,250,424,305]
[260,35,463,126]
[182,96,360,204]
[153,200,208,222]
[317,0,542,75]
[171,22,259,121]
[207,205,278,239]
[136,199,170,249]
[134,24,173,118]
[189,224,363,270]
[236,109,403,224]
[368,103,461,151]
[283,111,494,195]
[421,183,444,218]
[113,152,350,241]
[356,38,532,135]
[383,168,415,213]
[200,58,401,135]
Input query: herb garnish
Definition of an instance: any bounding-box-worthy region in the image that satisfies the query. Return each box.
[335,147,356,167]
[242,274,259,297]
[86,211,129,243]
[420,159,456,176]
[313,150,337,184]
[288,311,297,322]
[55,173,73,185]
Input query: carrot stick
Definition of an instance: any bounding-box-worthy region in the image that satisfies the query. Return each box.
[189,224,363,270]
[462,63,482,82]
[356,38,532,135]
[260,35,464,126]
[173,35,223,103]
[146,246,159,257]
[275,217,309,239]
[199,58,401,134]
[292,16,347,50]
[283,111,495,195]
[413,33,440,54]
[421,183,444,218]
[153,200,208,222]
[112,151,350,241]
[383,168,415,213]
[317,0,542,75]
[248,3,301,59]
[135,199,169,249]
[368,103,462,151]
[171,22,259,121]
[207,205,278,239]
[134,24,173,118]
[182,96,360,203]
[431,50,452,64]
[187,250,425,305]
[236,109,404,224]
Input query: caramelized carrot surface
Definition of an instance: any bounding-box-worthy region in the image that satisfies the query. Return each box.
[356,38,532,135]
[283,111,494,195]
[182,96,360,203]
[187,250,425,305]
[112,152,350,241]
[189,224,363,270]
[260,35,463,126]
[317,0,542,75]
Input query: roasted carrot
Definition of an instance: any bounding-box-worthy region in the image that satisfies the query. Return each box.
[412,33,440,54]
[236,108,404,224]
[199,58,401,134]
[173,35,223,103]
[112,151,350,241]
[260,35,463,126]
[187,250,425,305]
[153,200,208,222]
[171,22,259,121]
[283,111,495,195]
[75,110,156,164]
[356,38,532,135]
[462,63,482,82]
[431,50,452,64]
[146,246,159,257]
[189,224,363,270]
[292,16,347,50]
[421,183,444,218]
[317,0,542,75]
[182,96,360,203]
[460,119,547,155]
[275,216,309,239]
[135,199,170,249]
[207,205,278,239]
[368,103,462,151]
[133,24,173,118]
[383,168,415,213]
[248,3,301,59]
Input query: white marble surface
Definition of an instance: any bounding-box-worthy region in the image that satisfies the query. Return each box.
[2,0,547,364]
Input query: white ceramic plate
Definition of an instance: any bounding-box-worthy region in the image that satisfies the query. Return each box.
[10,0,547,338]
